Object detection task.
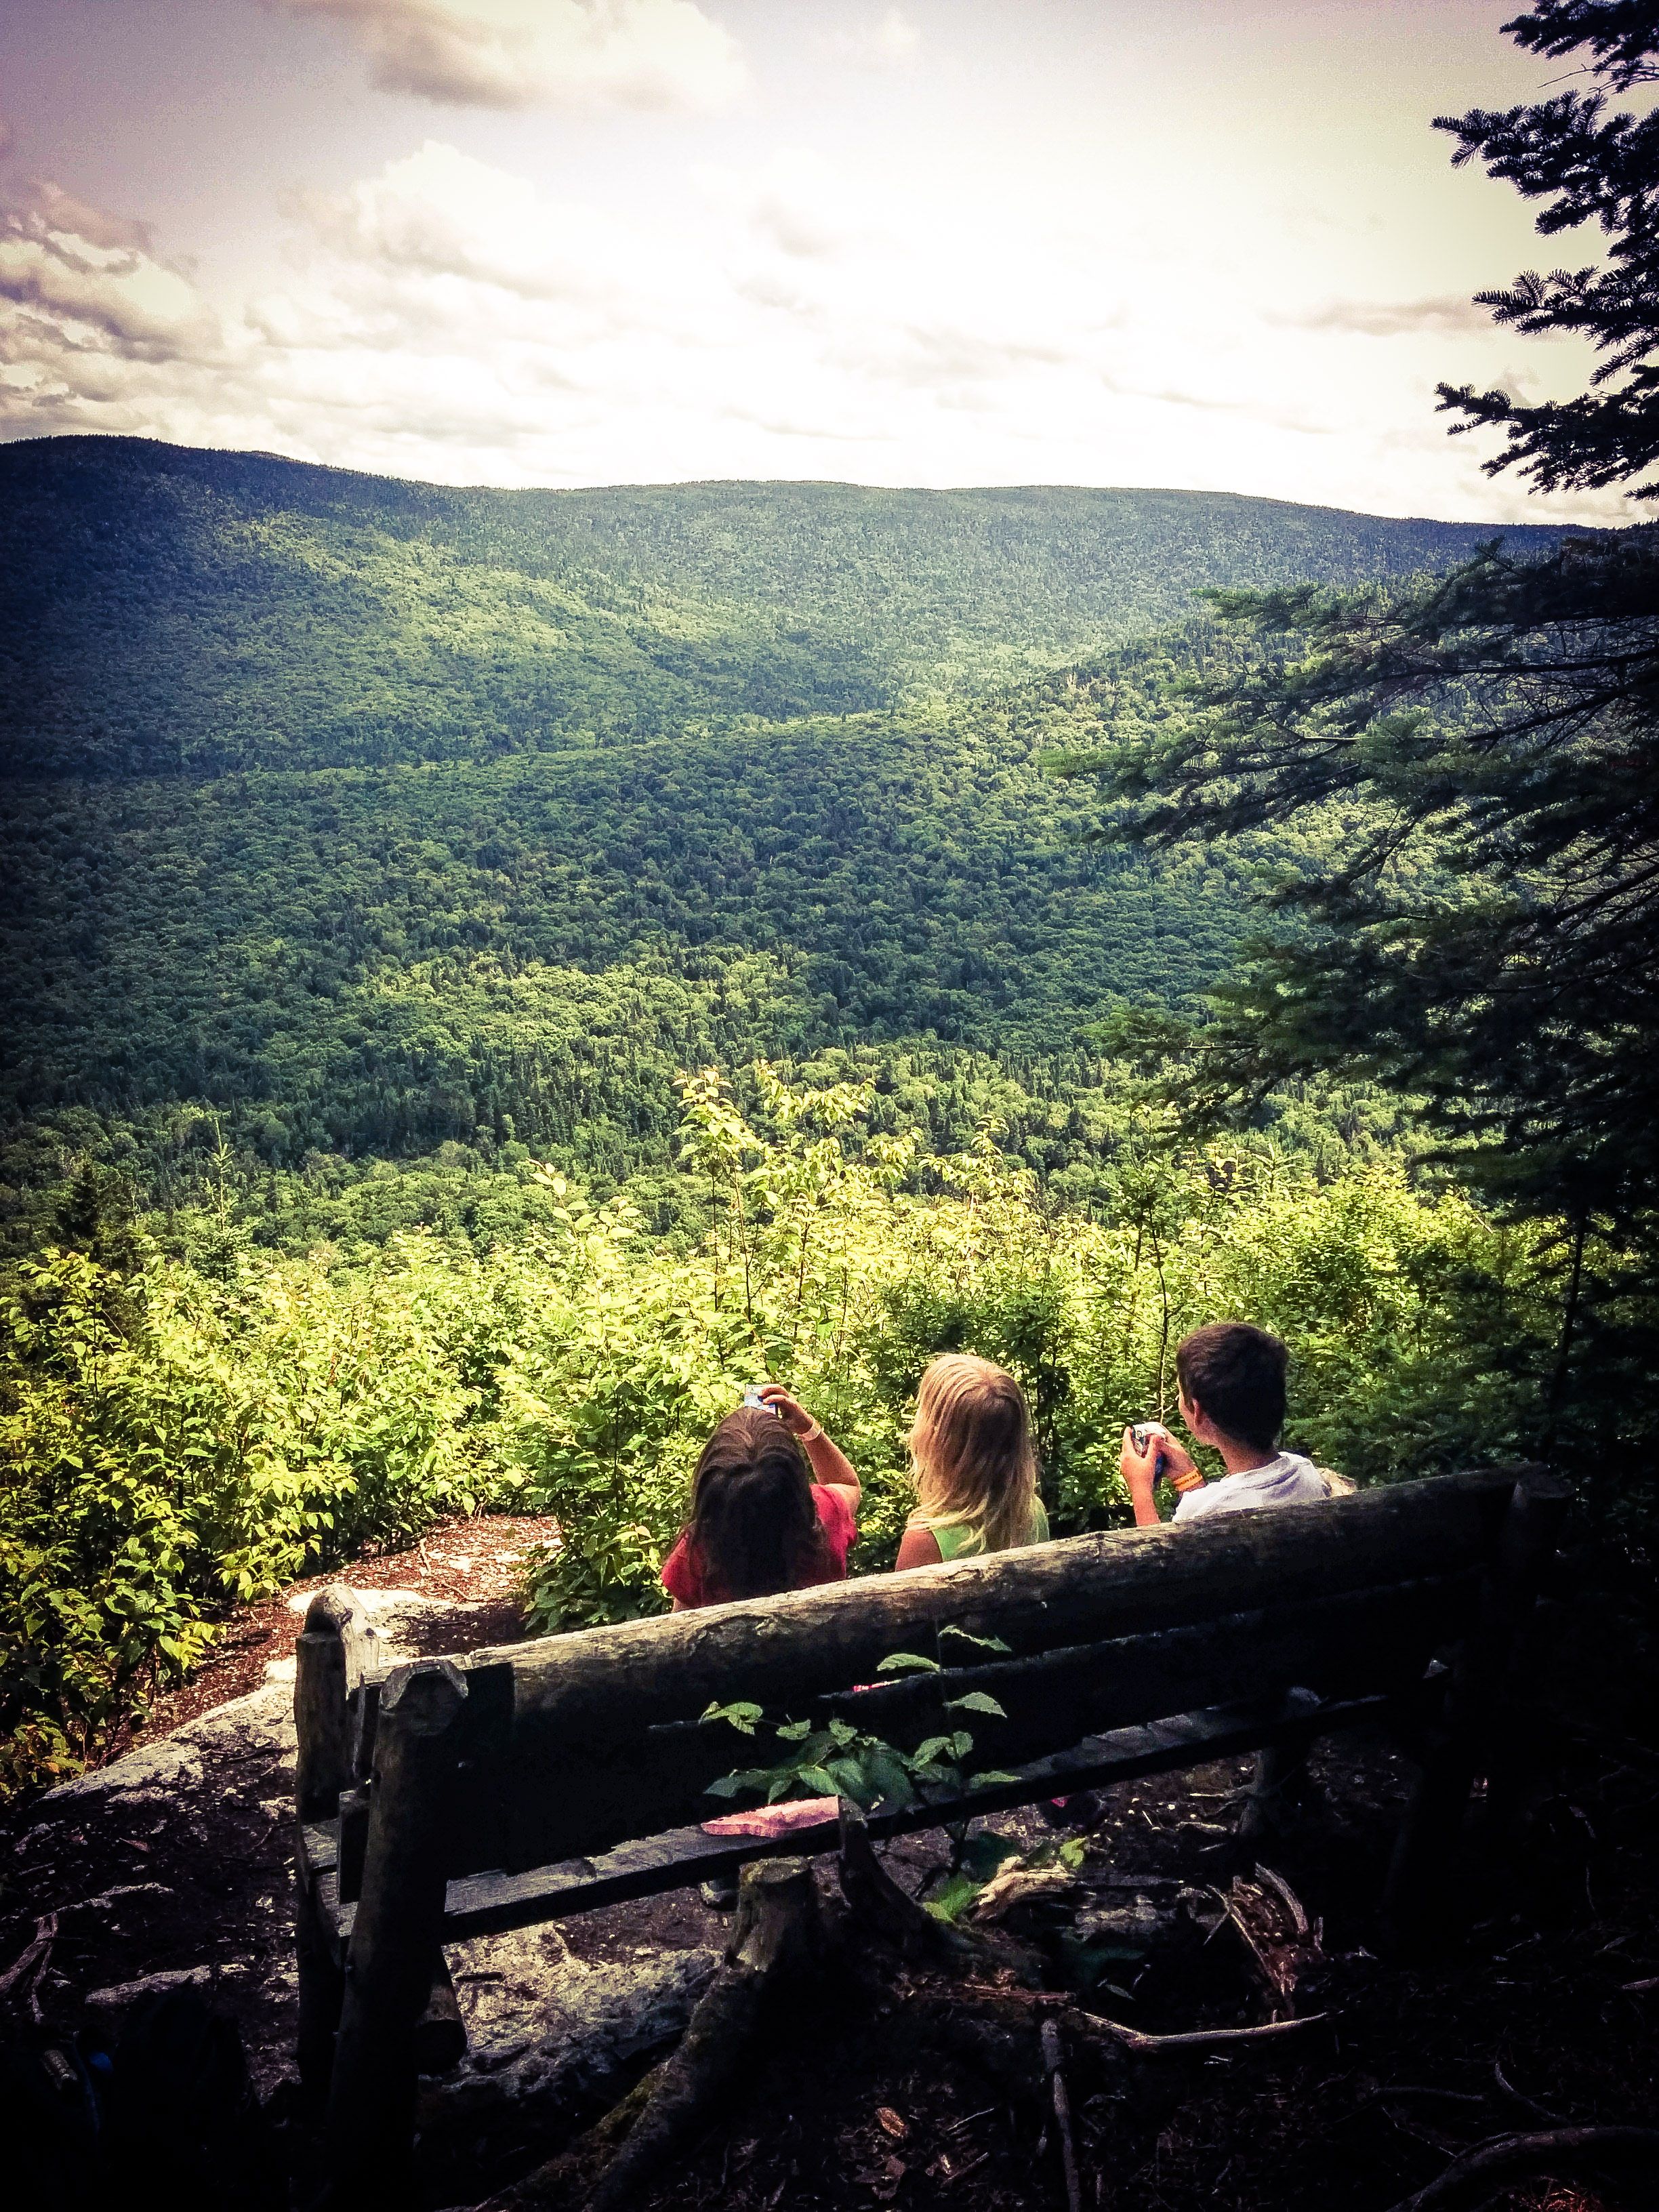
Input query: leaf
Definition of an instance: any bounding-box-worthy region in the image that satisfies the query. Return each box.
[854,1748,917,1809]
[945,1691,1007,1719]
[923,1874,984,1924]
[825,1755,880,1809]
[775,1718,813,1742]
[701,1699,764,1735]
[876,1651,941,1676]
[795,1763,839,1797]
[966,1769,1021,1788]
[938,1625,1012,1655]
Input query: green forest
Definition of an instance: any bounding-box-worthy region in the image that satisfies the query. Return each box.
[0,415,1647,1796]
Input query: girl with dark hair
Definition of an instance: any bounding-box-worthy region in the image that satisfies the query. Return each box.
[660,1387,861,1610]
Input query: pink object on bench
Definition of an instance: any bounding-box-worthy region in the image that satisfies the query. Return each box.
[700,1796,840,1839]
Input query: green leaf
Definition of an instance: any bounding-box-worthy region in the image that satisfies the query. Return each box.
[825,1755,880,1808]
[939,1626,1012,1655]
[923,1873,985,1923]
[966,1769,1021,1788]
[701,1699,764,1735]
[775,1718,812,1742]
[945,1691,1007,1719]
[876,1651,941,1676]
[795,1763,839,1796]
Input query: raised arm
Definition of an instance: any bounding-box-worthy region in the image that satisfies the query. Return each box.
[757,1386,861,1507]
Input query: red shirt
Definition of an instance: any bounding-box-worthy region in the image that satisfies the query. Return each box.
[661,1485,857,1609]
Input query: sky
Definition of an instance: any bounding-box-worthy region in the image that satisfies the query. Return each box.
[0,0,1633,520]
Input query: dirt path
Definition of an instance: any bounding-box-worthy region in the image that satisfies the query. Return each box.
[101,1513,560,1761]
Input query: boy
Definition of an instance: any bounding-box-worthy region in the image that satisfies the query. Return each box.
[1122,1321,1341,1845]
[1121,1322,1334,1528]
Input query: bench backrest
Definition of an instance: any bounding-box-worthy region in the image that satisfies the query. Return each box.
[337,1465,1547,1879]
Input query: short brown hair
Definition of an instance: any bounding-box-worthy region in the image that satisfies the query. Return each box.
[1174,1324,1288,1452]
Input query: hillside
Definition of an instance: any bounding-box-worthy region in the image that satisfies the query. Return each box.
[0,436,1554,1236]
[0,436,1556,775]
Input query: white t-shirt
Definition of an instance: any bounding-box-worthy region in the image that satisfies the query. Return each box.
[1172,1450,1332,1521]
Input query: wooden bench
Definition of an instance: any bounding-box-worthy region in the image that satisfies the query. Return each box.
[292,1463,1564,2199]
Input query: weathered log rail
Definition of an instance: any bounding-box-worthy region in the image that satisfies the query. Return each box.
[291,1463,1565,2205]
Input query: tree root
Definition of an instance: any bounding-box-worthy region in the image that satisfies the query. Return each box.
[945,1980,1328,2057]
[835,1797,1045,1985]
[472,1858,819,2212]
[1382,2125,1659,2212]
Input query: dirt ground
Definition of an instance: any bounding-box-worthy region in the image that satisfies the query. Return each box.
[3,1523,1656,2212]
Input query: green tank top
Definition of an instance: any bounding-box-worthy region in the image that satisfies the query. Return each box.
[907,1496,1050,1561]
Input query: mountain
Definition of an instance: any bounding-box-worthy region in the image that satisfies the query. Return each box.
[0,436,1556,775]
[0,437,1559,1231]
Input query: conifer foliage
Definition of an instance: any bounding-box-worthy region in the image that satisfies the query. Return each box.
[1435,0,1659,497]
[1078,0,1659,1446]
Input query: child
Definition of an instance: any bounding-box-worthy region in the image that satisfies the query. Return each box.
[661,1387,861,1610]
[1121,1321,1338,1528]
[1122,1322,1344,1847]
[895,1354,1050,1570]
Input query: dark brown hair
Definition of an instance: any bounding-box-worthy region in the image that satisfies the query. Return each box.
[679,1408,832,1602]
[1174,1323,1288,1453]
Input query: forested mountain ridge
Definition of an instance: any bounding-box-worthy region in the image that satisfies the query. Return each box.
[0,436,1557,774]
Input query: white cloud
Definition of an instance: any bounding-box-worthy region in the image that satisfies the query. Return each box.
[0,181,221,368]
[0,140,1631,528]
[821,9,920,66]
[266,0,747,112]
[1280,295,1502,338]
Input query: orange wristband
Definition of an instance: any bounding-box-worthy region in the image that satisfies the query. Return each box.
[1169,1466,1206,1494]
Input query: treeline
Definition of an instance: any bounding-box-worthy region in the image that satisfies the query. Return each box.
[0,437,1555,775]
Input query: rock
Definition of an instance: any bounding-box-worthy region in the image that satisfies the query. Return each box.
[57,1883,174,1927]
[40,1585,466,1817]
[415,1937,720,2186]
[85,1965,211,2014]
[40,1683,298,1811]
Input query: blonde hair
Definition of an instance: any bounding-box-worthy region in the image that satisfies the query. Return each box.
[908,1354,1038,1555]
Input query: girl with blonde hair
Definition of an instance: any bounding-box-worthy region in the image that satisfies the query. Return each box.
[894,1353,1050,1570]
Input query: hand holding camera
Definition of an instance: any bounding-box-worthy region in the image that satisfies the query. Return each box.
[1120,1420,1203,1495]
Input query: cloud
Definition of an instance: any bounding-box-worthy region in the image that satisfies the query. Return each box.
[0,144,1633,529]
[266,0,747,112]
[1280,295,1498,337]
[821,9,920,66]
[0,181,219,364]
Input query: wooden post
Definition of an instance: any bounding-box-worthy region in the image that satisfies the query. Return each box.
[326,1658,468,2204]
[295,1584,366,1820]
[1382,1468,1568,1948]
[337,1784,371,1903]
[295,1584,365,2097]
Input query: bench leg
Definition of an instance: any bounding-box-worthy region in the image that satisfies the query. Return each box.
[1237,1740,1311,1853]
[297,1868,346,2097]
[1383,1469,1568,1950]
[326,1660,468,2207]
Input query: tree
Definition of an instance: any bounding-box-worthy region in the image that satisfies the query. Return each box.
[1076,1,1659,1450]
[1435,0,1659,499]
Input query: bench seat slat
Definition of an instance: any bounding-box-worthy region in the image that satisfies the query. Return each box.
[311,1683,1402,1948]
